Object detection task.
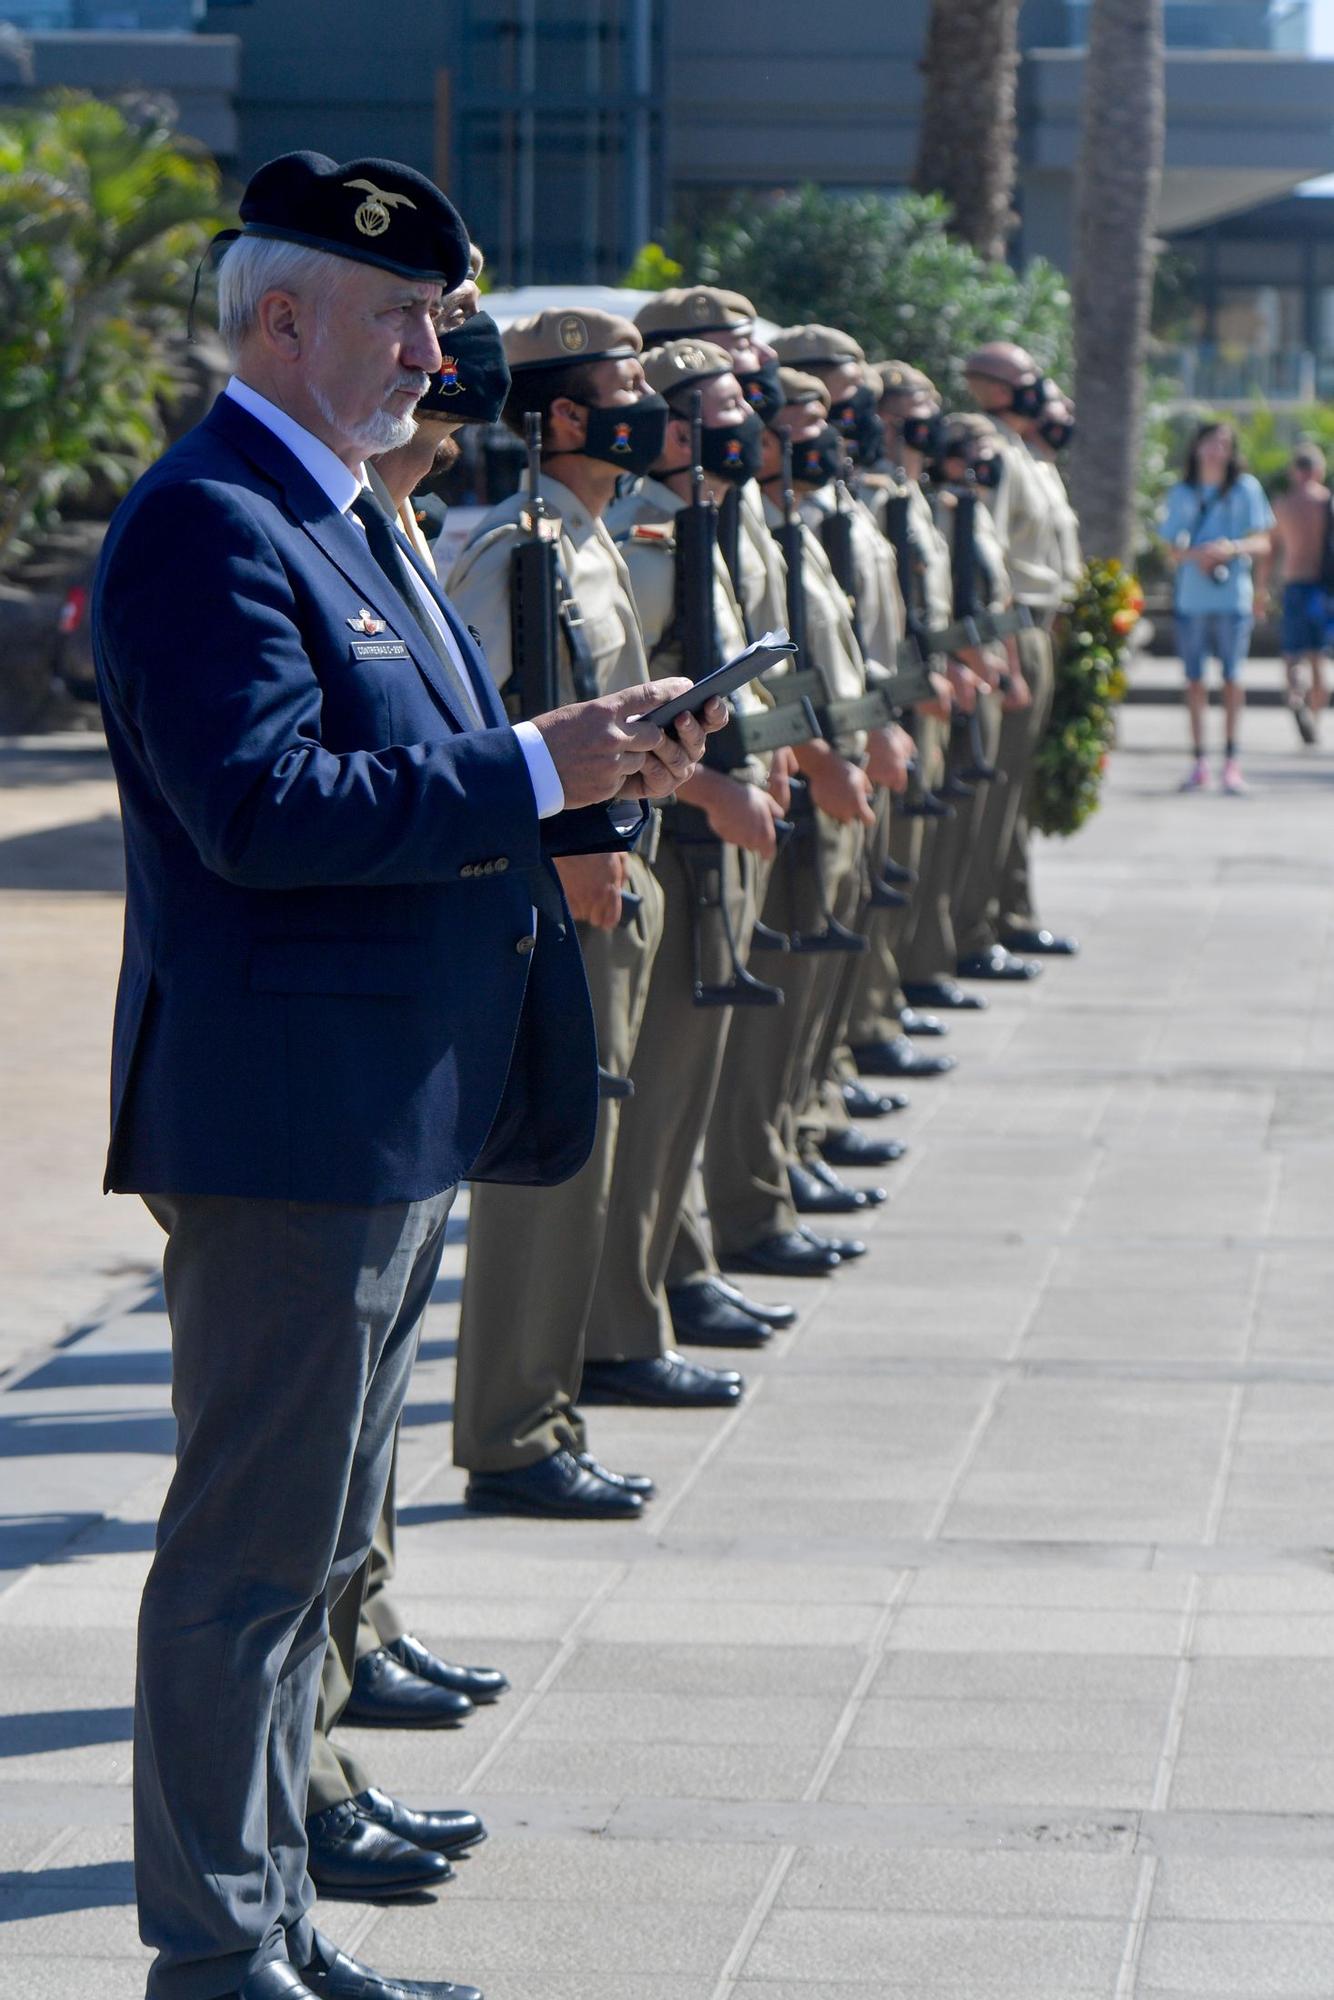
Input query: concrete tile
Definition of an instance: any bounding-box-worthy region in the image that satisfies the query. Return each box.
[479,1737,826,1801]
[555,1642,865,1699]
[1169,1756,1334,1812]
[742,1909,1126,1988]
[375,1895,751,1977]
[872,1650,1181,1702]
[823,1744,1156,1809]
[583,1599,884,1648]
[1138,1918,1334,1994]
[848,1696,1165,1755]
[1153,1858,1334,1924]
[886,1605,1185,1655]
[518,1691,845,1748]
[779,1845,1141,1916]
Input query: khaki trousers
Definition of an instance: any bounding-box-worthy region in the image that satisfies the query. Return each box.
[996,624,1059,932]
[954,627,1055,962]
[451,853,665,1471]
[584,832,760,1362]
[704,812,863,1253]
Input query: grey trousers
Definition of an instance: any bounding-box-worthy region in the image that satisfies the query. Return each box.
[136,1188,454,2000]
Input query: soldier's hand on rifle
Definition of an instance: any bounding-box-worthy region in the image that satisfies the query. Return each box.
[946,659,980,715]
[530,679,725,809]
[797,741,877,828]
[679,766,786,860]
[766,746,798,818]
[554,851,629,930]
[1001,665,1032,714]
[919,671,954,723]
[865,724,913,796]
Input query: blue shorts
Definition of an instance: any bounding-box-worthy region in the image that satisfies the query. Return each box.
[1176,611,1253,685]
[1281,582,1329,657]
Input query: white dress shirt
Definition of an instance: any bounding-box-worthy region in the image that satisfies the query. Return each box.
[224,377,564,818]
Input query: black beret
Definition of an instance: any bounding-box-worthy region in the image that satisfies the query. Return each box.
[235,150,470,289]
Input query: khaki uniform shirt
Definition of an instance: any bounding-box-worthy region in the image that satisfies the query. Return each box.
[737,479,791,637]
[1031,453,1083,600]
[445,471,648,703]
[609,477,768,778]
[800,484,905,679]
[986,430,1064,609]
[762,491,869,754]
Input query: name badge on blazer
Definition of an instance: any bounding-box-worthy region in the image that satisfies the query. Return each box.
[349,638,411,662]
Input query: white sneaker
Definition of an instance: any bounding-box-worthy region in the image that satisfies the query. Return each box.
[1179,757,1210,793]
[1221,757,1247,795]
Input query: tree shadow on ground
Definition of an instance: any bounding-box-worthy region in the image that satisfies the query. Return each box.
[0,1706,132,1758]
[0,815,124,891]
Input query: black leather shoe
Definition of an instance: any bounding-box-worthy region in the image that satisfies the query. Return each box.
[956,945,1041,981]
[841,1079,910,1118]
[899,1007,948,1038]
[788,1160,870,1214]
[384,1635,508,1706]
[902,977,986,1010]
[1000,926,1079,957]
[820,1127,907,1168]
[700,1276,797,1329]
[303,1931,482,2000]
[305,1800,453,1901]
[800,1224,867,1260]
[239,1968,319,2000]
[803,1156,888,1207]
[724,1230,841,1278]
[353,1788,485,1858]
[343,1651,473,1730]
[667,1280,773,1348]
[579,1353,743,1408]
[464,1448,643,1520]
[576,1451,657,1499]
[852,1037,956,1079]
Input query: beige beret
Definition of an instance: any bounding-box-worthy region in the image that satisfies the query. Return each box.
[640,338,734,399]
[942,410,1001,446]
[771,323,866,367]
[504,307,642,372]
[875,359,937,402]
[635,285,756,341]
[776,367,831,411]
[964,340,1038,386]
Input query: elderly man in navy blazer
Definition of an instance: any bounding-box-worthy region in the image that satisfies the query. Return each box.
[94,151,718,2000]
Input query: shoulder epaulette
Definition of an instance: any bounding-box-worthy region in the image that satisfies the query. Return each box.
[616,521,676,549]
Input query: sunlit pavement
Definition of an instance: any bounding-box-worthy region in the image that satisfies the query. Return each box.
[1,685,1333,1999]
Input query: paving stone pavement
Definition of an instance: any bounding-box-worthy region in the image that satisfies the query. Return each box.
[2,690,1334,1998]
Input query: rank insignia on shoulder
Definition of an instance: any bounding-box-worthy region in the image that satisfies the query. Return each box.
[626,523,674,545]
[347,609,386,635]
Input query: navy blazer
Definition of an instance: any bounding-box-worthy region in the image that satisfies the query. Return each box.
[93,393,635,1204]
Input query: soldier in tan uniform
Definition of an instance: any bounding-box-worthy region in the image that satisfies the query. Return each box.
[444,307,673,1519]
[953,341,1079,976]
[704,369,882,1279]
[998,385,1084,950]
[579,339,790,1394]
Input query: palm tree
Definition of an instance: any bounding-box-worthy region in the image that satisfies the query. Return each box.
[1069,0,1165,562]
[0,92,223,574]
[913,0,1023,264]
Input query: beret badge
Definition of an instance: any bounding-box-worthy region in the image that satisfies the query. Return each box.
[558,315,588,354]
[344,178,417,239]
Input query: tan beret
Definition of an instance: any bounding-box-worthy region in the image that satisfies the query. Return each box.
[942,411,1001,446]
[771,323,866,368]
[875,359,937,402]
[504,307,642,372]
[964,340,1038,386]
[635,285,756,341]
[776,367,830,411]
[640,338,734,399]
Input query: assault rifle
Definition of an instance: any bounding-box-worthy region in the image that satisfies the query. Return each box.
[508,411,637,1094]
[947,480,1000,790]
[667,392,785,1009]
[880,483,952,822]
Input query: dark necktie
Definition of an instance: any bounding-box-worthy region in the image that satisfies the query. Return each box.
[350,488,480,724]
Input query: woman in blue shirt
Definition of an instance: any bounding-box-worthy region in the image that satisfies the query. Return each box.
[1158,422,1274,794]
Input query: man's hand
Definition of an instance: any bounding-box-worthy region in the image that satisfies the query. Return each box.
[946,659,980,714]
[554,851,628,930]
[767,745,798,818]
[679,766,785,859]
[797,741,876,827]
[865,723,913,795]
[918,670,953,723]
[531,679,726,810]
[1001,665,1032,713]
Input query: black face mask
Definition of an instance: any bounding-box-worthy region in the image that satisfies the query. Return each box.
[1039,418,1075,452]
[563,392,669,475]
[698,411,765,486]
[972,452,1003,490]
[418,312,511,426]
[1010,377,1047,419]
[789,425,846,489]
[829,386,885,467]
[900,411,946,459]
[736,361,784,427]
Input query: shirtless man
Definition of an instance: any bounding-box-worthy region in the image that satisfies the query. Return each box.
[1272,443,1331,743]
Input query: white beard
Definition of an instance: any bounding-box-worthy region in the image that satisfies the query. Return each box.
[308,379,419,453]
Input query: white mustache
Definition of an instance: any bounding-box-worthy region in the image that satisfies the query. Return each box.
[393,371,431,401]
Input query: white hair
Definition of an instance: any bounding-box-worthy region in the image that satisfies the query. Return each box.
[215,235,349,360]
